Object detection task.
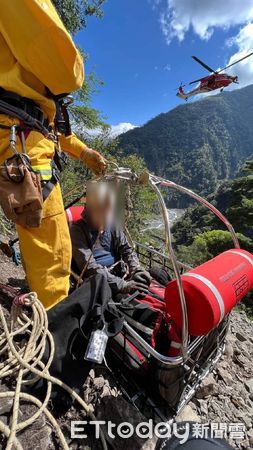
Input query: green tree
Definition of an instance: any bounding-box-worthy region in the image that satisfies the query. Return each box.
[173,160,253,248]
[70,72,108,130]
[244,160,253,173]
[53,0,107,130]
[177,230,252,266]
[119,154,157,241]
[225,164,253,235]
[52,0,105,35]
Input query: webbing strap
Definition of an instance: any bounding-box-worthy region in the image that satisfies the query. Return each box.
[41,154,62,201]
[170,340,181,349]
[0,99,49,137]
[42,177,58,201]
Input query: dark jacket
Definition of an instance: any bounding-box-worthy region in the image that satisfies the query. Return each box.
[70,212,140,293]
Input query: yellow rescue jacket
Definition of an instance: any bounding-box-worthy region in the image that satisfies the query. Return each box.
[0,0,87,173]
[0,0,84,123]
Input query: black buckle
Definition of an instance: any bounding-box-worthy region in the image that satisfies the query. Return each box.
[52,165,60,183]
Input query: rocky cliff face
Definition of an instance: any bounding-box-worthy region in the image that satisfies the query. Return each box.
[186,310,253,449]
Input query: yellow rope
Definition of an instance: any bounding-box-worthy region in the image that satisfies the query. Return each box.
[0,292,108,450]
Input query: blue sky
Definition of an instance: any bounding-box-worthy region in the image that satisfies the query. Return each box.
[76,0,253,130]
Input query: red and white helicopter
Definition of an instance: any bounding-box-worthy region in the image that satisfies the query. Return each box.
[177,53,253,101]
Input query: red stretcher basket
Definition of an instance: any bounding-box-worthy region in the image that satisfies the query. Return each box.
[66,167,253,418]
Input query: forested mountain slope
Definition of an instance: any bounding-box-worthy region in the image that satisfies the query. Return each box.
[173,160,253,252]
[119,85,253,206]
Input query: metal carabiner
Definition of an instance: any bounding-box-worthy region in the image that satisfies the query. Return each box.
[20,130,27,155]
[9,125,18,154]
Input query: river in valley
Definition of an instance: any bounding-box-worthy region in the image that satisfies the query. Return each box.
[141,209,185,232]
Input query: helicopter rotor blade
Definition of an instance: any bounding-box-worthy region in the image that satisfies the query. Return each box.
[192,56,217,74]
[217,52,253,73]
[189,77,205,85]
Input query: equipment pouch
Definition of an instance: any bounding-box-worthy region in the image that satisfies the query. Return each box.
[0,154,43,228]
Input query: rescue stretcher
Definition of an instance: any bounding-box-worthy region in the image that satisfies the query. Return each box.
[98,165,253,421]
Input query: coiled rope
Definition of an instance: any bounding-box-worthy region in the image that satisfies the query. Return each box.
[0,288,108,450]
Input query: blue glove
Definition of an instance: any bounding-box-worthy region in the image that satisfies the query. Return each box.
[12,246,21,266]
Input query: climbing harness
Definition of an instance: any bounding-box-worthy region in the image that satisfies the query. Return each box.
[0,89,51,138]
[0,89,72,207]
[41,94,73,201]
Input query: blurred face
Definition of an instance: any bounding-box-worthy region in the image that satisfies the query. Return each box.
[86,182,116,232]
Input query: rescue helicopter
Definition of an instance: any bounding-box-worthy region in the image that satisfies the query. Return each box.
[177,52,253,101]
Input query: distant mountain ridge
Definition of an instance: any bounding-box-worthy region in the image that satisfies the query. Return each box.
[118,85,253,206]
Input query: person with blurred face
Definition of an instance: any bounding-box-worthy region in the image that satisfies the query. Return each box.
[70,182,152,295]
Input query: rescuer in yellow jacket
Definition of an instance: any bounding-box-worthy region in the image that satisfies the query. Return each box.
[0,0,106,309]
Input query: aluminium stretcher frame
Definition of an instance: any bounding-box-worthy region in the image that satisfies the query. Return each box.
[102,166,237,417]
